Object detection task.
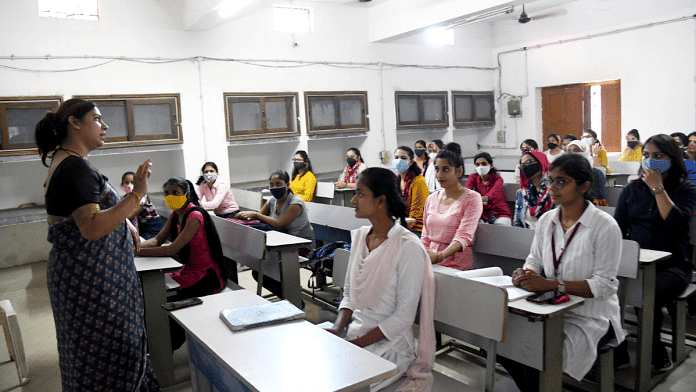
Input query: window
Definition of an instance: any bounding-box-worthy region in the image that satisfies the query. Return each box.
[305,92,368,135]
[452,91,495,126]
[224,93,300,140]
[395,91,448,129]
[77,94,182,147]
[0,96,62,156]
[38,0,99,21]
[273,5,314,33]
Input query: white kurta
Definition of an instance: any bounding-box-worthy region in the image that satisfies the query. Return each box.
[339,222,427,391]
[523,202,625,380]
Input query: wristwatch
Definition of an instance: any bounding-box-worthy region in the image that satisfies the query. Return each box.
[557,278,566,294]
[651,185,665,195]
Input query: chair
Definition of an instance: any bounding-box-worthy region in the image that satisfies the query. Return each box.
[0,300,29,385]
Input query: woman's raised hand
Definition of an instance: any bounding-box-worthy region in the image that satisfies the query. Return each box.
[133,159,152,197]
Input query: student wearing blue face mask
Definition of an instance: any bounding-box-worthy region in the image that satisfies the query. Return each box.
[393,146,429,236]
[614,134,696,372]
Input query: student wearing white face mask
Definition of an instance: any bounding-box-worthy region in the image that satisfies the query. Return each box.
[465,152,512,226]
[424,139,444,191]
[582,129,611,174]
[195,161,239,219]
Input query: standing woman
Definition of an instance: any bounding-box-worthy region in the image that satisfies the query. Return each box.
[36,99,160,391]
[466,152,512,225]
[196,161,239,219]
[422,149,483,271]
[335,147,367,189]
[513,151,555,229]
[289,150,317,202]
[544,133,564,164]
[327,168,435,392]
[506,153,625,391]
[393,146,430,236]
[619,129,642,162]
[614,134,696,372]
[413,139,430,172]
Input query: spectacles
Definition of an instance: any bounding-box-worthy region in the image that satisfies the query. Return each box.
[292,159,305,163]
[542,178,576,189]
[520,160,538,167]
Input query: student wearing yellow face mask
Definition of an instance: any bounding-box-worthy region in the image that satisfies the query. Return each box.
[138,177,227,350]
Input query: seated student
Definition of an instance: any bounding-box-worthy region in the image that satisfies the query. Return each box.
[466,152,512,225]
[335,147,367,189]
[581,129,611,174]
[413,139,430,173]
[237,170,315,298]
[424,139,444,191]
[422,149,483,271]
[393,146,429,236]
[561,134,578,152]
[504,153,625,391]
[138,178,226,349]
[121,171,165,240]
[689,132,696,146]
[326,167,435,392]
[614,134,696,372]
[619,129,642,162]
[544,133,564,164]
[685,135,696,184]
[515,139,540,183]
[427,139,444,158]
[671,132,690,160]
[289,150,316,202]
[567,140,608,206]
[514,151,555,229]
[196,161,239,219]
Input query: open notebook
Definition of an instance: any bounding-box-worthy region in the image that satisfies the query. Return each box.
[220,300,305,332]
[435,266,534,302]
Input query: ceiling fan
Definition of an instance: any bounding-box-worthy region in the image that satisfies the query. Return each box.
[515,4,568,24]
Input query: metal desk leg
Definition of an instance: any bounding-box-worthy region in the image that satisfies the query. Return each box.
[140,272,175,387]
[636,264,655,392]
[539,315,565,392]
[278,248,303,308]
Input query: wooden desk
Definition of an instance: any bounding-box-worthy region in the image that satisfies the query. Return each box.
[169,290,398,392]
[263,231,311,308]
[134,256,182,388]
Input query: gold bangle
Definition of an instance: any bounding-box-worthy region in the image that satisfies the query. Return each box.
[130,190,142,201]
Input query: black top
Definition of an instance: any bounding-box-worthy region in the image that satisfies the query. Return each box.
[614,178,696,282]
[45,155,105,217]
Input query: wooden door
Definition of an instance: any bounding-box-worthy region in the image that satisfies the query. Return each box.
[601,81,621,152]
[542,84,585,145]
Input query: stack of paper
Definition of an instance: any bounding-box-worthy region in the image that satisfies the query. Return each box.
[219,300,305,332]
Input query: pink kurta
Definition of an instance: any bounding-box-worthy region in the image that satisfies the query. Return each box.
[196,179,239,216]
[421,189,483,270]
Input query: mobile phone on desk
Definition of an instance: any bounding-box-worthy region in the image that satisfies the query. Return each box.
[526,290,566,304]
[162,297,202,311]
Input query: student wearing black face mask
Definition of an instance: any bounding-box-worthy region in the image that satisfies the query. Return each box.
[413,140,430,172]
[619,129,642,162]
[336,147,367,189]
[288,150,316,202]
[513,151,556,228]
[544,133,564,164]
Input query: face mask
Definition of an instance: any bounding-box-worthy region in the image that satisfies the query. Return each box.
[346,158,357,167]
[122,184,133,193]
[429,152,437,160]
[547,142,558,150]
[581,137,594,147]
[521,162,542,179]
[642,158,672,174]
[689,143,696,151]
[392,158,409,174]
[293,161,305,170]
[475,165,490,176]
[627,141,640,149]
[270,187,287,199]
[203,173,217,183]
[165,194,188,211]
[414,149,426,157]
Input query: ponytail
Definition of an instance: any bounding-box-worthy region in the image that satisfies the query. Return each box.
[35,99,96,167]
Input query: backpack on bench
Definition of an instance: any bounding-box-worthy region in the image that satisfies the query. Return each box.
[306,241,350,288]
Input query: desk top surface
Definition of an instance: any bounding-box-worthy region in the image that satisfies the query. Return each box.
[334,187,356,192]
[170,290,397,392]
[639,249,671,264]
[265,230,312,247]
[508,295,584,319]
[134,257,181,273]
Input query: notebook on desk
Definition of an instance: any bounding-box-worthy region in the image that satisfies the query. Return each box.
[219,300,305,332]
[458,269,535,302]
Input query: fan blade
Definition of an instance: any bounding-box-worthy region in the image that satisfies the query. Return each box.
[529,9,568,21]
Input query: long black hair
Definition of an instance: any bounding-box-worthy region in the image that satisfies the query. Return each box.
[395,146,422,177]
[520,139,539,151]
[35,98,96,167]
[431,139,444,151]
[196,161,219,185]
[641,134,688,187]
[347,147,364,163]
[358,167,408,227]
[473,152,497,175]
[291,150,314,179]
[415,139,430,168]
[549,153,594,203]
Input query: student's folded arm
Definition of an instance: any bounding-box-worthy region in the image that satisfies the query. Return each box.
[664,184,696,226]
[522,221,545,274]
[257,204,301,230]
[452,192,483,248]
[586,221,622,299]
[420,196,432,248]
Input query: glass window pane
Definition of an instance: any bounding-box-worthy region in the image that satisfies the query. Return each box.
[422,98,444,122]
[339,99,363,127]
[474,96,493,120]
[398,98,419,123]
[133,103,173,136]
[6,107,51,145]
[231,101,262,132]
[310,99,336,128]
[98,105,128,138]
[455,96,473,121]
[265,101,288,130]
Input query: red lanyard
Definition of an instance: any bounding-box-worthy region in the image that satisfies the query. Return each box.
[551,221,581,278]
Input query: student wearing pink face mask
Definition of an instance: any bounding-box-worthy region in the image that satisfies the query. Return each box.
[121,171,165,240]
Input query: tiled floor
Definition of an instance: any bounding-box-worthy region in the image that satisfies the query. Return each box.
[1,261,695,391]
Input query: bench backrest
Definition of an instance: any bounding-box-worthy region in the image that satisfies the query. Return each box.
[211,216,266,262]
[305,202,369,243]
[315,182,335,199]
[605,186,623,207]
[596,205,616,216]
[473,223,534,261]
[619,239,640,279]
[332,248,350,289]
[611,161,640,175]
[231,188,263,211]
[503,183,518,202]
